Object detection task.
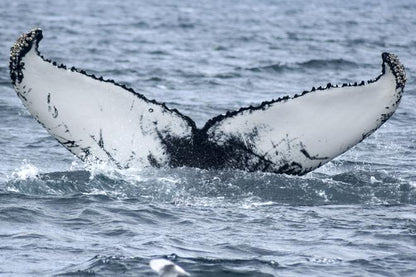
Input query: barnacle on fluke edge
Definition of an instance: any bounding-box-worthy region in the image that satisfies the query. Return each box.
[9,28,406,175]
[10,28,43,85]
[381,52,406,89]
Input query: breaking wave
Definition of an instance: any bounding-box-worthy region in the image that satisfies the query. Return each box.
[3,161,415,207]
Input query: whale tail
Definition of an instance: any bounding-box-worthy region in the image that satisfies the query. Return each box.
[10,28,406,175]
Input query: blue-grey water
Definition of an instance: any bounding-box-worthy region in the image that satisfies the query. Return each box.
[1,0,416,276]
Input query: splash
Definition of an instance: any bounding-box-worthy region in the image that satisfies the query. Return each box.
[10,161,39,181]
[3,159,416,206]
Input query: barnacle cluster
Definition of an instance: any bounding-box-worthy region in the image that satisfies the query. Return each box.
[382,52,406,89]
[9,28,42,85]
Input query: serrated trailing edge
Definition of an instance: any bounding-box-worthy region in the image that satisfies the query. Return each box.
[201,52,406,132]
[10,29,406,135]
[9,28,197,131]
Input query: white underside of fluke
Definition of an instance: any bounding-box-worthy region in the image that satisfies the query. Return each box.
[10,29,406,175]
[206,68,401,173]
[15,47,193,168]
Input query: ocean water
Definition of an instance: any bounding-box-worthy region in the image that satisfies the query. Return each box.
[1,0,416,276]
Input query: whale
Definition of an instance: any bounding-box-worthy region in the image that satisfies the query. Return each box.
[9,28,406,175]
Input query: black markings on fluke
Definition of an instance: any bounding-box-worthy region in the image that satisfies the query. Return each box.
[10,28,407,175]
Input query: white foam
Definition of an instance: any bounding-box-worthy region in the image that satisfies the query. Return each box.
[317,190,329,202]
[11,161,39,180]
[242,200,275,209]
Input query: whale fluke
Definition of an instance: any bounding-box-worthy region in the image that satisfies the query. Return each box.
[10,28,406,175]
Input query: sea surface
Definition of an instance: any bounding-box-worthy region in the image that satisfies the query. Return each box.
[1,0,416,276]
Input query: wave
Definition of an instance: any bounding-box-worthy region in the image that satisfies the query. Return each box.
[2,164,415,206]
[56,251,400,277]
[55,254,278,277]
[246,58,358,73]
